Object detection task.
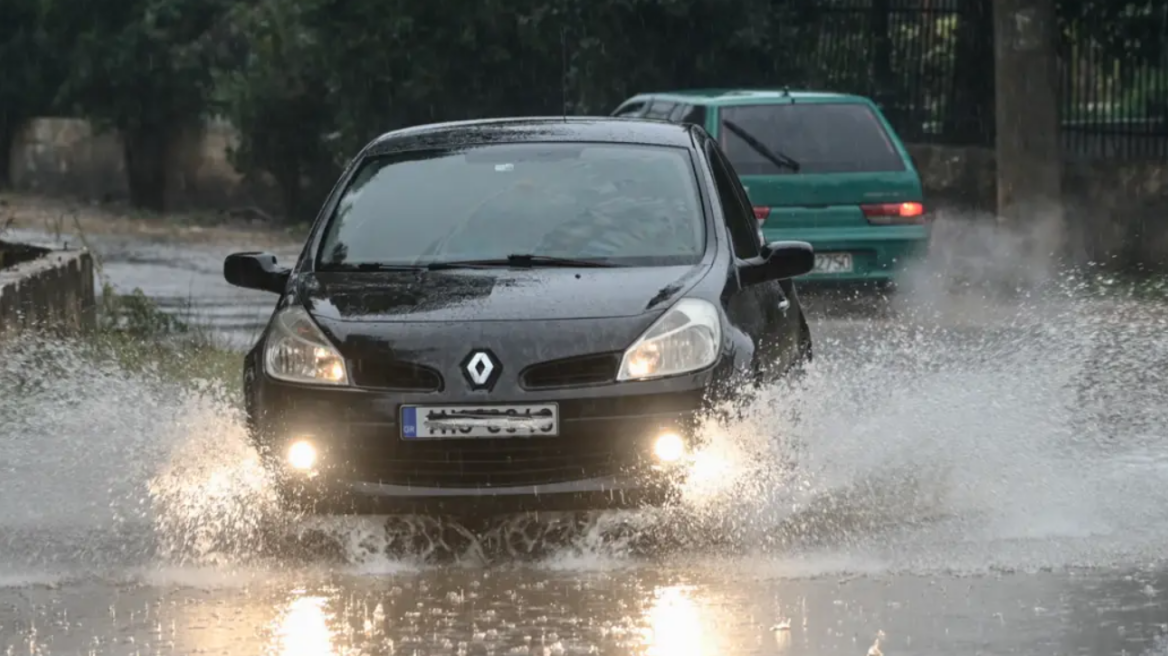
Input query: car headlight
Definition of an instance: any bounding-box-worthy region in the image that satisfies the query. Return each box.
[617,298,721,381]
[264,306,350,385]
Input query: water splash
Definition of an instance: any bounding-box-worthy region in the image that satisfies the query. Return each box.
[0,339,259,571]
[3,210,1168,578]
[658,211,1168,572]
[144,382,286,565]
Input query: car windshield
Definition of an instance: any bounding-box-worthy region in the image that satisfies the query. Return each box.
[719,102,906,175]
[316,142,706,269]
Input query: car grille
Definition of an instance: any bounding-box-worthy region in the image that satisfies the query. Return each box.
[520,353,621,390]
[342,432,647,488]
[348,358,444,392]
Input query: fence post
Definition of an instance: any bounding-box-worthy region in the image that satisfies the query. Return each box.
[992,0,1062,230]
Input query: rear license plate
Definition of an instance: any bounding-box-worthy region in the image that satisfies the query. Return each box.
[813,252,854,273]
[400,403,559,439]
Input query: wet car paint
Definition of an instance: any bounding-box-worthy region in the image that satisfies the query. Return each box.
[230,117,815,515]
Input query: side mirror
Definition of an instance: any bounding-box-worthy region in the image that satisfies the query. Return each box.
[740,240,814,286]
[224,252,290,294]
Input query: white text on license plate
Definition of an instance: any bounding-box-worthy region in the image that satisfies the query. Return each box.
[813,252,854,273]
[400,404,559,439]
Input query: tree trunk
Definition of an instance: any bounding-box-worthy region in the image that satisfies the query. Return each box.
[122,127,169,212]
[993,0,1062,244]
[0,116,16,189]
[274,161,304,224]
[946,0,996,145]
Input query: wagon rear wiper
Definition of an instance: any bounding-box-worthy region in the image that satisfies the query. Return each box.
[425,254,620,269]
[722,119,801,172]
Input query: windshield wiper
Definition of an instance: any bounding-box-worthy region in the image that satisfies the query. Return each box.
[722,119,801,173]
[323,255,619,272]
[426,254,619,269]
[322,262,427,272]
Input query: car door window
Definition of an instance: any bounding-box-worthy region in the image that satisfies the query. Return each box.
[668,104,691,122]
[672,104,708,126]
[705,141,762,259]
[612,100,647,117]
[644,101,676,120]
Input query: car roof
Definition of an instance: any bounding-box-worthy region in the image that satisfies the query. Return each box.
[365,117,699,154]
[627,88,870,106]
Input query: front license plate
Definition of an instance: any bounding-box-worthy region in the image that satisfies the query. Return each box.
[813,252,854,273]
[400,403,559,439]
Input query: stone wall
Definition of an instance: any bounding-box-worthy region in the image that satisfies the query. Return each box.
[6,118,275,212]
[0,240,46,269]
[0,240,96,338]
[5,117,1168,267]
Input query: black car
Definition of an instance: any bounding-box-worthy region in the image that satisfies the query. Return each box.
[223,116,814,516]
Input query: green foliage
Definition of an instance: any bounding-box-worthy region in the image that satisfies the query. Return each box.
[92,281,242,395]
[215,0,339,222]
[43,0,235,210]
[2,0,1166,218]
[97,282,189,338]
[216,0,823,220]
[46,0,233,134]
[0,0,63,186]
[1059,0,1167,67]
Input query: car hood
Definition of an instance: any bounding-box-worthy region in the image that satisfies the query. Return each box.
[299,265,707,323]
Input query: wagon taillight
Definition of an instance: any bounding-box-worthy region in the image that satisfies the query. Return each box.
[752,206,771,225]
[861,201,926,225]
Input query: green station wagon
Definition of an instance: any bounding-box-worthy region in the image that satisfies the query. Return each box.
[611,89,929,284]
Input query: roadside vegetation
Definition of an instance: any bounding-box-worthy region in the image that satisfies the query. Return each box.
[89,282,243,397]
[62,225,242,399]
[2,194,242,395]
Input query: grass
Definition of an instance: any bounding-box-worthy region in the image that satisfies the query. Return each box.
[86,281,245,400]
[86,331,244,398]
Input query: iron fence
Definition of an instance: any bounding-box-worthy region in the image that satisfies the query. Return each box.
[792,0,989,146]
[797,0,1168,160]
[1058,1,1168,160]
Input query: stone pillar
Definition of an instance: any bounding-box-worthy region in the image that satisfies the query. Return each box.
[992,0,1062,225]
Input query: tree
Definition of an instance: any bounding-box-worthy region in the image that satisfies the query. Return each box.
[0,0,62,187]
[44,0,233,211]
[217,0,340,223]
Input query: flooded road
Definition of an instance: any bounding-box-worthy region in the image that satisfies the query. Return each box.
[6,565,1168,655]
[3,223,1168,655]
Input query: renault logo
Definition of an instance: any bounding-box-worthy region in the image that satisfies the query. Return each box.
[460,349,501,390]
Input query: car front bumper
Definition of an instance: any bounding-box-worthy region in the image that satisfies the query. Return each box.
[277,473,678,515]
[249,371,712,515]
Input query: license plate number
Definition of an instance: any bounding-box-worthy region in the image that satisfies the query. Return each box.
[813,252,854,273]
[400,404,559,439]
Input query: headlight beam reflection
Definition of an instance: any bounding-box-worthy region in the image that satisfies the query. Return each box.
[653,432,687,463]
[287,440,318,471]
[273,595,335,656]
[644,585,707,656]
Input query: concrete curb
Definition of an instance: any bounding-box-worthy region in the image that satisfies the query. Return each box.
[0,240,96,338]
